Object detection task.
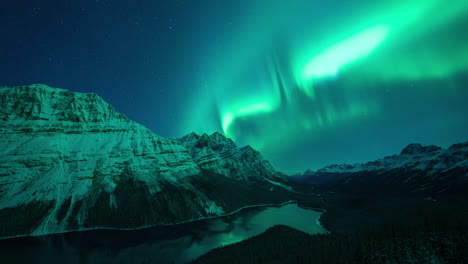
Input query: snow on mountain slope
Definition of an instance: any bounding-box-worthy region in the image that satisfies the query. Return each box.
[178,132,287,183]
[0,84,287,238]
[316,143,468,174]
[296,143,468,193]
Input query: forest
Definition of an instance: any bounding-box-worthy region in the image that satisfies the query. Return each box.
[191,220,467,264]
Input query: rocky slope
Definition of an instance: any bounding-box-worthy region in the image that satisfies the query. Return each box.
[294,143,468,193]
[178,132,286,184]
[0,84,287,238]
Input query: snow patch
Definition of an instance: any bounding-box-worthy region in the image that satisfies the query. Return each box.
[204,201,225,216]
[265,178,294,192]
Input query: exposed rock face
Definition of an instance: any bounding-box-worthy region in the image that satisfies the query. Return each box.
[400,143,442,155]
[0,84,287,238]
[297,143,468,193]
[178,132,286,183]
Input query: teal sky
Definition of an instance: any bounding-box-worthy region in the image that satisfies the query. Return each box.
[2,0,468,173]
[182,0,468,173]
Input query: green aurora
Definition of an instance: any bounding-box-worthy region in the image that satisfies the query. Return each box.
[183,0,468,172]
[3,0,467,173]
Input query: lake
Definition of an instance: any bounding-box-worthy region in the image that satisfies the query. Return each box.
[0,203,327,264]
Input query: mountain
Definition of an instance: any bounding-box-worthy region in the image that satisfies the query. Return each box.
[293,143,468,193]
[191,143,468,264]
[0,84,289,238]
[178,132,286,184]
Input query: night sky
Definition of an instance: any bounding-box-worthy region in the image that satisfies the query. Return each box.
[2,0,468,173]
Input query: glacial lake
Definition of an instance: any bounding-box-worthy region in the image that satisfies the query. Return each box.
[0,203,327,264]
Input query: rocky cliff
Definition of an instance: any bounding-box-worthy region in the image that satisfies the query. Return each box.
[0,84,288,238]
[178,132,286,183]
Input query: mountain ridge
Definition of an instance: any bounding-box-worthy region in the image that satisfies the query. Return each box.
[292,142,468,193]
[0,84,289,238]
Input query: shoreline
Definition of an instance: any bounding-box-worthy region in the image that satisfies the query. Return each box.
[296,204,330,234]
[0,200,329,240]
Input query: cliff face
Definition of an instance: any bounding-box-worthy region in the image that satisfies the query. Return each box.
[0,84,287,238]
[178,132,287,184]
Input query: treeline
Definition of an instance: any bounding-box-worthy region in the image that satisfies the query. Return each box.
[190,220,468,264]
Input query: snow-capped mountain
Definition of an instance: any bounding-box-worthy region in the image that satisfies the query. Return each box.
[178,132,286,183]
[0,84,287,238]
[295,143,468,193]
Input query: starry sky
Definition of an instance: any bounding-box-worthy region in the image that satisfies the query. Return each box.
[2,0,468,173]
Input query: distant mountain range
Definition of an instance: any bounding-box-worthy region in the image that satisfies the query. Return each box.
[0,84,288,238]
[291,142,468,193]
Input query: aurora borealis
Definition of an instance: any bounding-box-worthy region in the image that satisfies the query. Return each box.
[2,0,468,172]
[184,0,468,172]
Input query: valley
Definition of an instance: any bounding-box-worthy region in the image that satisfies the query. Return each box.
[0,85,466,263]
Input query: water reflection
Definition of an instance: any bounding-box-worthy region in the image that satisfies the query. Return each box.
[0,203,327,264]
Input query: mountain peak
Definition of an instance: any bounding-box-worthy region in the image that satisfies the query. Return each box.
[210,131,225,138]
[400,143,442,155]
[449,142,468,150]
[296,141,468,192]
[178,133,285,183]
[1,83,62,91]
[0,84,288,238]
[0,84,130,125]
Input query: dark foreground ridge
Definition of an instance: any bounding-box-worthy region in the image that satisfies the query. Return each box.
[192,222,468,264]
